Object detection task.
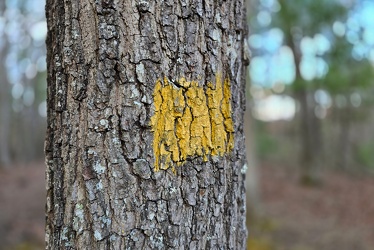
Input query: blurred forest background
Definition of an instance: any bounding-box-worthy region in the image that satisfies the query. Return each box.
[0,0,374,249]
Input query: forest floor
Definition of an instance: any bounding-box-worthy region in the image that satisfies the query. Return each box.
[0,162,45,250]
[249,163,374,250]
[0,162,373,250]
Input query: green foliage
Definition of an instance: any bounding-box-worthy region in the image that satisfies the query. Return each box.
[247,217,278,250]
[255,122,279,159]
[355,142,374,171]
[6,242,43,250]
[323,38,374,94]
[274,0,350,94]
[274,0,346,35]
[247,238,274,250]
[34,71,47,103]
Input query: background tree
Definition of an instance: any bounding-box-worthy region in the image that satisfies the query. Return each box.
[0,1,12,167]
[45,0,248,249]
[324,37,374,170]
[245,1,374,246]
[246,0,374,182]
[0,0,47,167]
[243,0,263,223]
[273,0,347,183]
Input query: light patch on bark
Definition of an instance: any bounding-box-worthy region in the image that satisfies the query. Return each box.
[73,203,84,233]
[93,161,106,175]
[241,163,248,174]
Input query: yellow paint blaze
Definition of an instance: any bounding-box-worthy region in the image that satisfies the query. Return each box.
[150,74,234,171]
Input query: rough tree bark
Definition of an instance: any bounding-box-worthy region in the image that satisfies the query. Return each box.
[45,0,248,249]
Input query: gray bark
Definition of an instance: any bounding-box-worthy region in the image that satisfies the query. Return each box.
[45,0,248,249]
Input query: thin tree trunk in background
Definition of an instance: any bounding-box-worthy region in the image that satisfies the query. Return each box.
[297,89,322,184]
[337,97,351,170]
[244,0,260,221]
[45,0,248,249]
[244,103,261,218]
[0,82,11,167]
[298,88,313,176]
[0,43,11,168]
[287,32,322,184]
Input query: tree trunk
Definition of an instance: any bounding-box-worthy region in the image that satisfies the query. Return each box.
[244,103,261,219]
[0,41,11,167]
[287,32,322,185]
[45,0,248,249]
[337,96,351,170]
[297,88,322,184]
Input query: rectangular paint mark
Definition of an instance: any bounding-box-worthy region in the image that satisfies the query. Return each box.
[150,74,234,172]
